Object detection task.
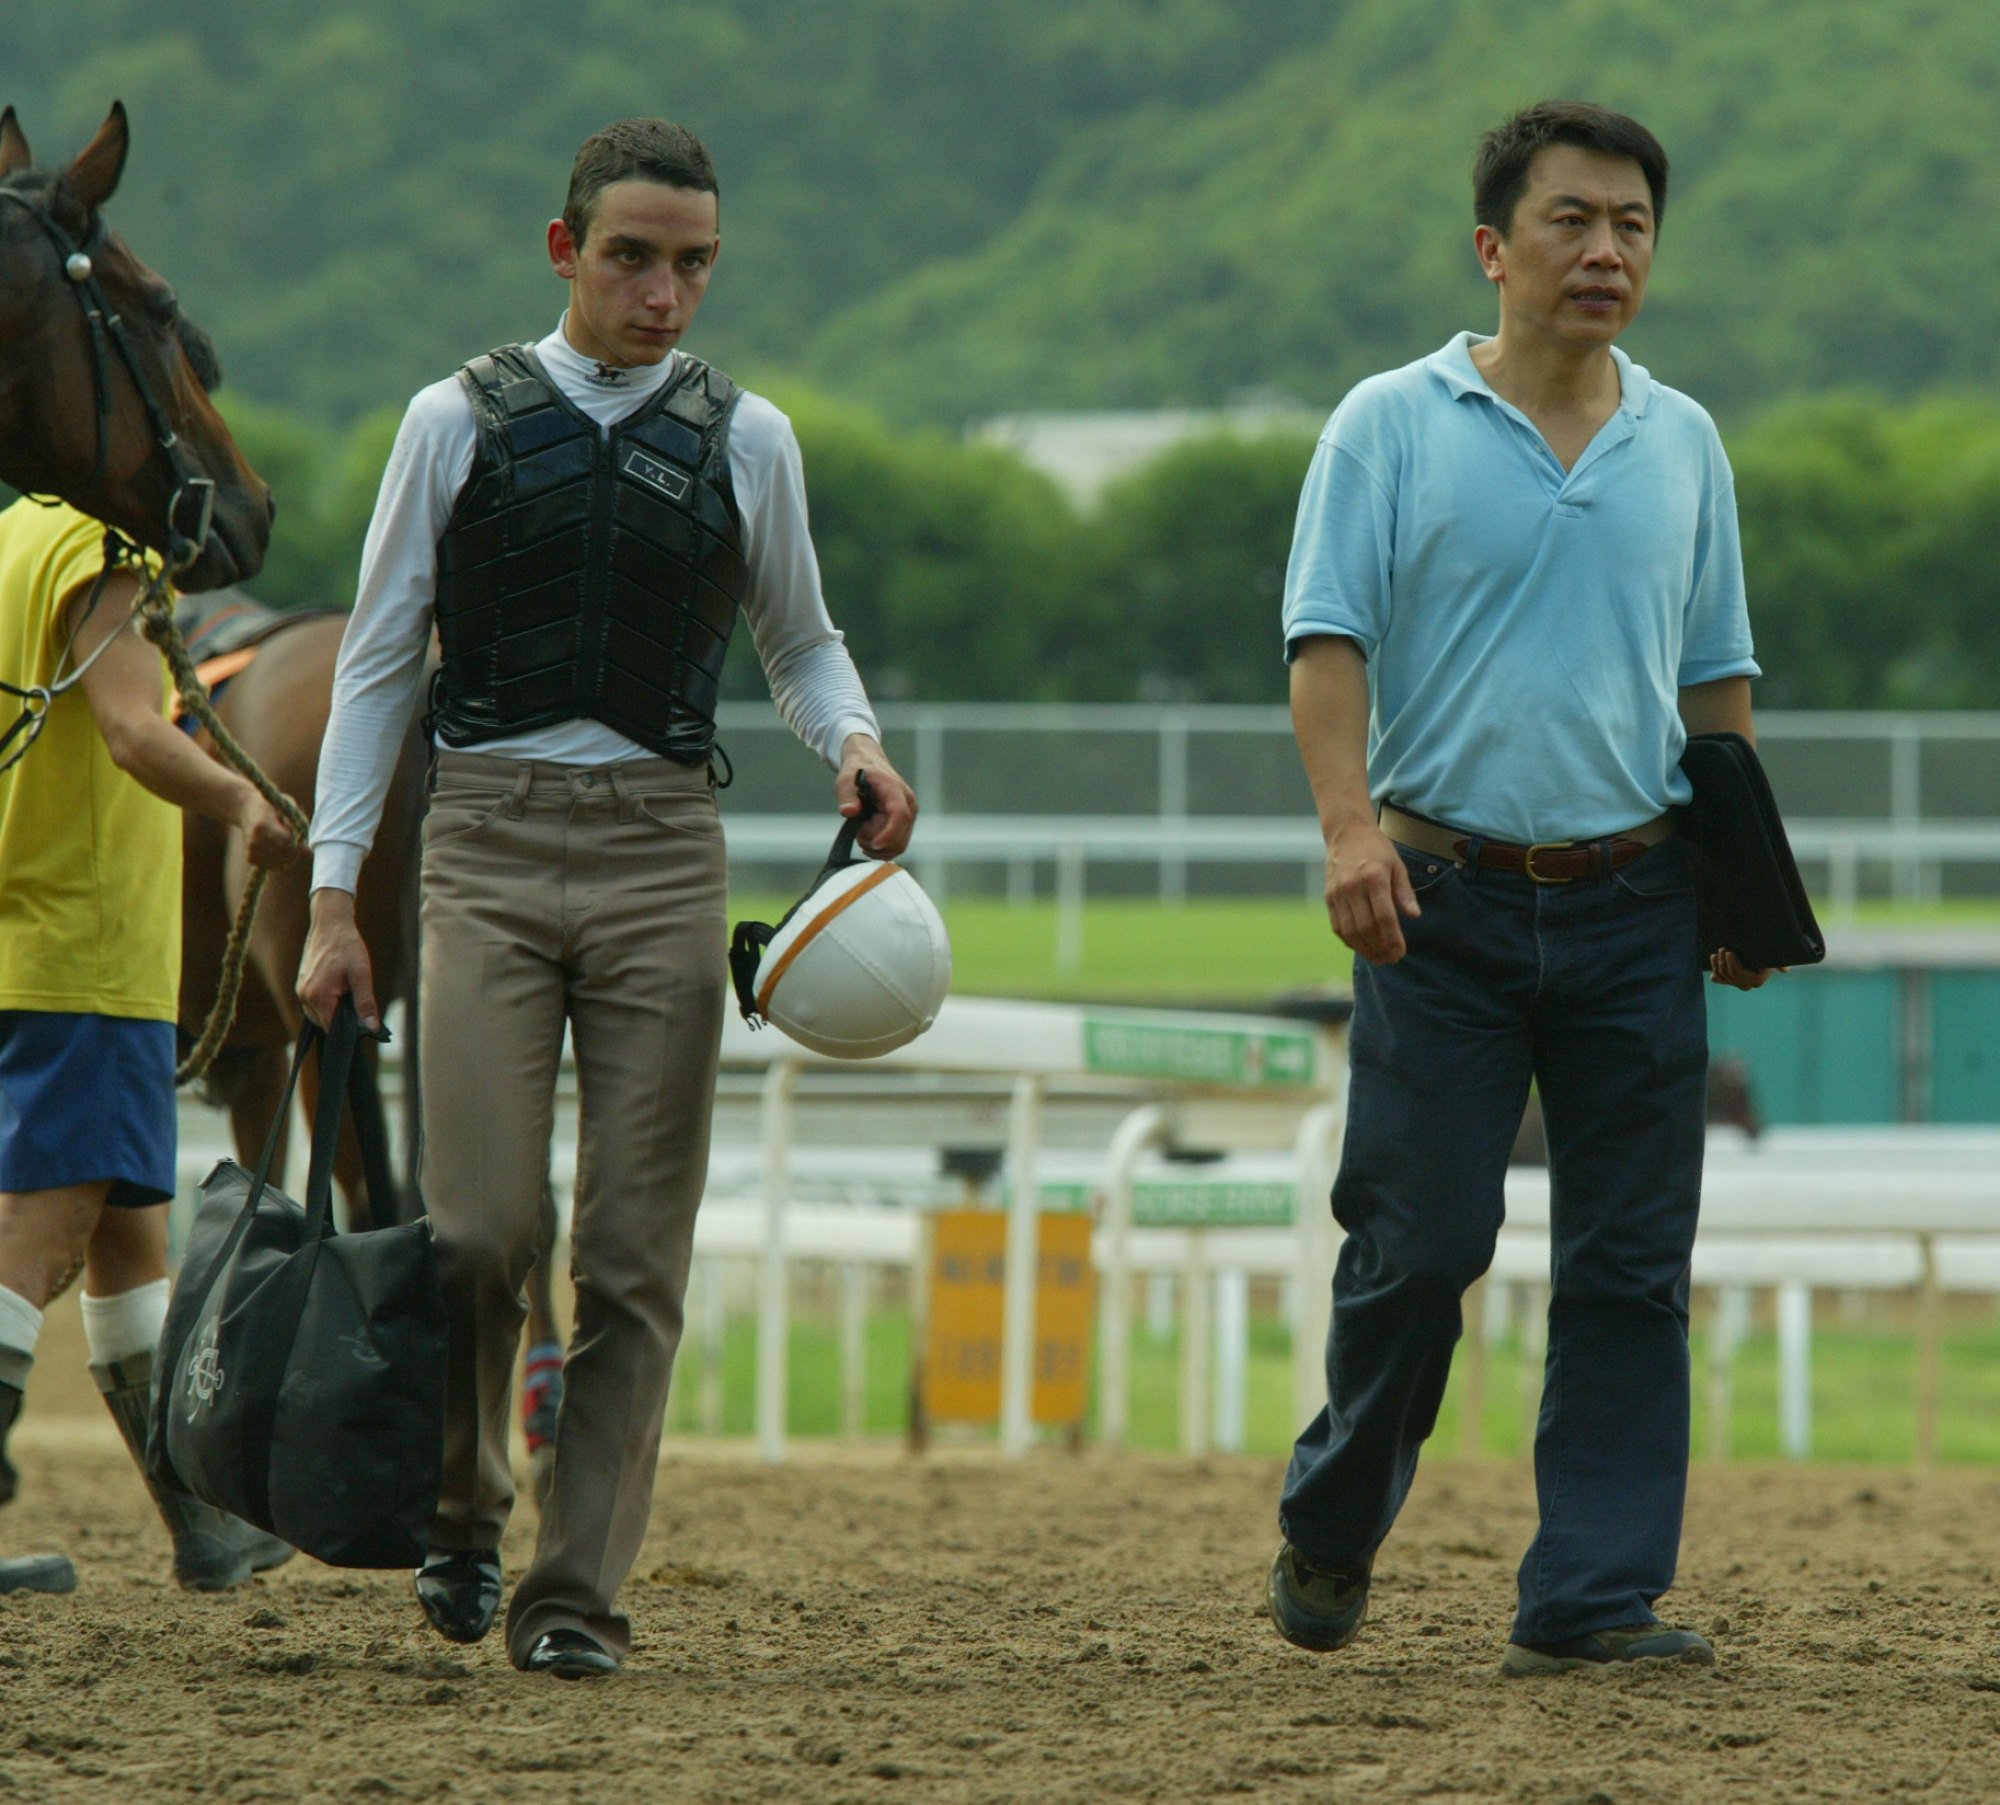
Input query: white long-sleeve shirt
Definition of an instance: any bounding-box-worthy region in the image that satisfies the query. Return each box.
[309,319,880,895]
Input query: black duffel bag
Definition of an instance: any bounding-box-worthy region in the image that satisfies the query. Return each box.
[148,999,447,1568]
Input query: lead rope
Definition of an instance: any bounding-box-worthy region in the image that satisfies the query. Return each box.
[132,569,310,1087]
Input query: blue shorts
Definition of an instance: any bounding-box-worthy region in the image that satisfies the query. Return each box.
[0,1011,178,1208]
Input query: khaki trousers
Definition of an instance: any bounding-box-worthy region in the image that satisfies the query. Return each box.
[418,751,727,1665]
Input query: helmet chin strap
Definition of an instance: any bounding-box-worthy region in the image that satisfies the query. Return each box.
[729,774,880,1026]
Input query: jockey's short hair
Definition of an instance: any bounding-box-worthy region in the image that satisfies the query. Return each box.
[563,119,717,247]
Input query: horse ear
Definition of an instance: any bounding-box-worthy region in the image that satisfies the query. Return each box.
[0,108,30,179]
[65,100,129,213]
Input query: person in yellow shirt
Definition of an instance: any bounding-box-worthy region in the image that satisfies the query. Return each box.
[0,498,300,1594]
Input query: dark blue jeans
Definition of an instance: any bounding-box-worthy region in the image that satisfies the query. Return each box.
[1279,837,1708,1645]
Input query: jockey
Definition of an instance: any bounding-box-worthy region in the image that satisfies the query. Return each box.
[0,497,300,1593]
[298,117,917,1679]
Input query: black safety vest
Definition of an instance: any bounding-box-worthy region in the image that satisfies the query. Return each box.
[429,345,748,764]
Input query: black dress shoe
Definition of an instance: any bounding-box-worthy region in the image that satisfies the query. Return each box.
[413,1548,502,1644]
[522,1628,618,1679]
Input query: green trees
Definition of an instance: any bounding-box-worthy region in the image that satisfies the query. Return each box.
[201,385,2000,711]
[1732,400,2000,709]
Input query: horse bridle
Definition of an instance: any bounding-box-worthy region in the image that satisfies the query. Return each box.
[0,183,219,771]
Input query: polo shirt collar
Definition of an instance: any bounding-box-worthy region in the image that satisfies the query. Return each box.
[1427,330,1653,419]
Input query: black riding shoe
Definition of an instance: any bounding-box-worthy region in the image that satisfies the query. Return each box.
[1502,1623,1716,1677]
[0,1378,22,1508]
[414,1548,503,1644]
[93,1356,294,1591]
[1267,1543,1372,1653]
[521,1628,619,1680]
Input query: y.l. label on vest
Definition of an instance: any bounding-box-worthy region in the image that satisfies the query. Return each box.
[622,447,692,503]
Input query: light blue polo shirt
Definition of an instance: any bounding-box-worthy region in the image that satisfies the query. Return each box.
[1281,331,1759,843]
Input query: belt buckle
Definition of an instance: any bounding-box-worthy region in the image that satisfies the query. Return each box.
[1522,840,1576,883]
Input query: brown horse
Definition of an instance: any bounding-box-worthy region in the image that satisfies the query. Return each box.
[0,103,270,591]
[178,608,429,1226]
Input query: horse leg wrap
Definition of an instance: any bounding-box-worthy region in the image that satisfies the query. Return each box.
[92,1349,293,1590]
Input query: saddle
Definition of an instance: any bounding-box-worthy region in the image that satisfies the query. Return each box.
[169,590,345,723]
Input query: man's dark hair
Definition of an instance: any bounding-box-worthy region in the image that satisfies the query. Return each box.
[562,118,717,247]
[1473,101,1668,235]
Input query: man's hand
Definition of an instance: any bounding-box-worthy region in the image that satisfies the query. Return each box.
[235,789,302,870]
[297,888,381,1032]
[835,733,917,858]
[1709,948,1781,991]
[1326,817,1422,965]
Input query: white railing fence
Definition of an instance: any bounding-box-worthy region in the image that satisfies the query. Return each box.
[710,704,2000,928]
[171,1007,2000,1466]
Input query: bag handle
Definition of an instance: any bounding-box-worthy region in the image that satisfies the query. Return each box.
[300,997,370,1242]
[236,996,380,1234]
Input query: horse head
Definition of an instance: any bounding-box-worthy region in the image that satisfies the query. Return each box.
[0,102,272,592]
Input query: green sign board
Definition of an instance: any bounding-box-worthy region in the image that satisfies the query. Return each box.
[1081,1017,1317,1088]
[1034,1179,1297,1229]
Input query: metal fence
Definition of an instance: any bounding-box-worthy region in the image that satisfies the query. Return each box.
[713,703,2000,910]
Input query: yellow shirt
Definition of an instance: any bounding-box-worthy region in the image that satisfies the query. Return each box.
[0,499,180,1022]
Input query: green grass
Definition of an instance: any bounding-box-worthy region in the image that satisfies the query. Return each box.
[730,893,1352,1005]
[666,1307,2000,1463]
[729,892,2000,1008]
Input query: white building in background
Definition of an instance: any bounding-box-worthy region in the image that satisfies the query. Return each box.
[969,396,1325,508]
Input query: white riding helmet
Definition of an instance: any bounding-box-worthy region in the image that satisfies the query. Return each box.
[729,789,951,1059]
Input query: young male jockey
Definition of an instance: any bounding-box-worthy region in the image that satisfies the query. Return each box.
[1270,102,1775,1675]
[0,499,299,1591]
[298,119,916,1679]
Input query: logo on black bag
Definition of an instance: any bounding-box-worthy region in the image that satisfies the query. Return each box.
[186,1318,226,1417]
[622,446,692,503]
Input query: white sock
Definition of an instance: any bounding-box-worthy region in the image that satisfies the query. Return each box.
[81,1278,170,1369]
[0,1282,42,1388]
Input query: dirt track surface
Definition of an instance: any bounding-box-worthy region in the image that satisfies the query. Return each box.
[6,1320,2000,1802]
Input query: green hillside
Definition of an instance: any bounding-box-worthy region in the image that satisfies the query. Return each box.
[807,0,2000,422]
[17,1,2000,428]
[8,0,1327,421]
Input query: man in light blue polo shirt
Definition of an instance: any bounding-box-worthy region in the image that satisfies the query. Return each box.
[1267,100,1774,1677]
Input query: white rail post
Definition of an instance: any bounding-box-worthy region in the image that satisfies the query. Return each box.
[999,1073,1046,1455]
[1520,1280,1551,1444]
[841,1261,869,1440]
[698,1258,726,1437]
[1098,1104,1167,1451]
[1777,1282,1813,1459]
[1159,712,1189,906]
[755,1059,800,1463]
[1180,1231,1211,1457]
[1213,1267,1249,1453]
[1914,1234,1941,1469]
[1290,1096,1344,1433]
[1055,841,1086,975]
[1707,1284,1751,1461]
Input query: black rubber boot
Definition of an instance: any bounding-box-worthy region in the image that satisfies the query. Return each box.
[0,1376,21,1507]
[93,1350,295,1591]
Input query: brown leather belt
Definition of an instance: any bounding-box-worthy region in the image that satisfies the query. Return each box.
[1380,804,1674,884]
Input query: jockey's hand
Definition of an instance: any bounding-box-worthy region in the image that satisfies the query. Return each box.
[1326,818,1421,965]
[1709,948,1782,991]
[835,733,917,859]
[298,889,381,1034]
[236,789,302,870]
